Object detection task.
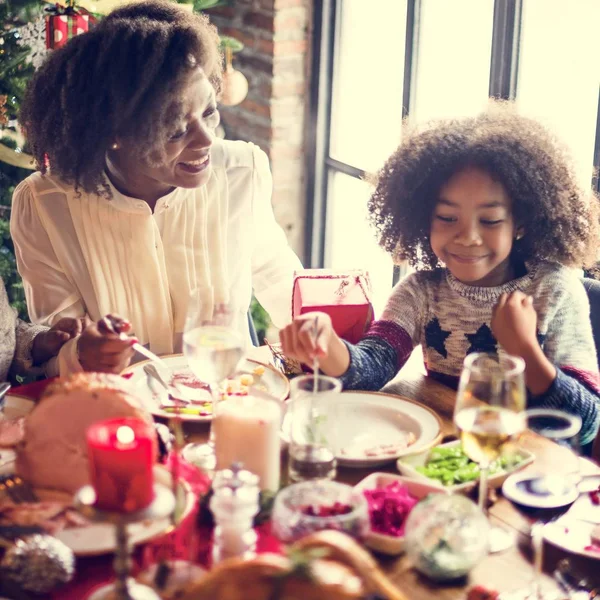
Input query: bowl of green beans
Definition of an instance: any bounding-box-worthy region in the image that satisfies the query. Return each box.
[396,440,534,494]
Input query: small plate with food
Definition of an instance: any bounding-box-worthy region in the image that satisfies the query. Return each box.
[397,439,534,493]
[282,391,442,468]
[543,518,600,561]
[353,472,448,555]
[123,354,290,422]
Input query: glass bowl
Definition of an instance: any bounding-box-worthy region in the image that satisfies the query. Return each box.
[405,494,489,581]
[272,480,369,543]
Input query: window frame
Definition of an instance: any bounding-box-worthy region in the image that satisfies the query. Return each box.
[305,0,600,267]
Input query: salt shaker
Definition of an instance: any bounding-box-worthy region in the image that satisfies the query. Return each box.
[210,463,260,564]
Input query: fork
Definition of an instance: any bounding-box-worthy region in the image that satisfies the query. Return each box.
[0,474,38,503]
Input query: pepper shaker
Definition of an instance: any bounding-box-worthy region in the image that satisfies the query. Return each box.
[210,463,260,564]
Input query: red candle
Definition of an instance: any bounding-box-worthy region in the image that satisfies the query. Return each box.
[87,417,156,513]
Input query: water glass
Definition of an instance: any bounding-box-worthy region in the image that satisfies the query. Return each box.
[287,374,341,483]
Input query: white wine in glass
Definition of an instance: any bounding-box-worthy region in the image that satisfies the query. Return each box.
[454,352,527,553]
[181,298,245,472]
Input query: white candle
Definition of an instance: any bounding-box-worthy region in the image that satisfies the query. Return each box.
[213,395,281,492]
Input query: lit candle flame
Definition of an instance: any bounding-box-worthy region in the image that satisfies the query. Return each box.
[116,425,135,445]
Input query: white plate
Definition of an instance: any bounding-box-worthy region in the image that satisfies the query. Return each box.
[0,393,35,420]
[56,482,195,556]
[282,391,442,468]
[353,473,448,555]
[397,440,535,494]
[1,476,196,557]
[544,518,600,560]
[123,354,290,422]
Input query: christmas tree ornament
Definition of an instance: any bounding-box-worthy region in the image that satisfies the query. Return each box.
[220,45,248,107]
[16,15,48,69]
[44,2,96,50]
[0,534,76,594]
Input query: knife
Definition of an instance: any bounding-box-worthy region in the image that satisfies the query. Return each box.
[0,383,11,410]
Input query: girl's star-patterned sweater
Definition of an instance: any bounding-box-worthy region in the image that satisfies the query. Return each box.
[340,261,600,445]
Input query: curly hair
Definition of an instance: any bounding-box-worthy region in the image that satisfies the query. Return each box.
[20,0,223,194]
[369,101,600,269]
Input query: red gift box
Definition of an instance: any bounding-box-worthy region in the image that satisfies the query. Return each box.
[45,11,91,49]
[292,269,374,344]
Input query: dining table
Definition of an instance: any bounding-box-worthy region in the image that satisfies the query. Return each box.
[6,346,600,600]
[181,346,600,599]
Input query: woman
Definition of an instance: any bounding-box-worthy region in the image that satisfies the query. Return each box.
[10,1,301,373]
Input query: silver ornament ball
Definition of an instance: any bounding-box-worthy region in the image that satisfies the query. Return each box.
[0,534,76,593]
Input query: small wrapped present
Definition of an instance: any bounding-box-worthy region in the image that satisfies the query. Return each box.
[45,4,94,50]
[292,269,374,344]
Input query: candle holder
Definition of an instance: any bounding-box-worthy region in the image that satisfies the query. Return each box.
[75,484,175,600]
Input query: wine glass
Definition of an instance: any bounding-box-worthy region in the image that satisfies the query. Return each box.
[181,293,246,472]
[502,409,582,600]
[454,352,527,553]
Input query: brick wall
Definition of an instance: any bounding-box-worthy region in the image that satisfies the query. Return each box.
[208,0,311,260]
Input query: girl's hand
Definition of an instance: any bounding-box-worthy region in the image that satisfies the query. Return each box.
[279,312,351,377]
[279,312,333,365]
[31,317,91,365]
[77,314,136,373]
[491,291,539,356]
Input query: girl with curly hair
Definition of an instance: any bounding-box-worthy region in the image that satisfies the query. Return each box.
[10,0,301,373]
[281,103,600,445]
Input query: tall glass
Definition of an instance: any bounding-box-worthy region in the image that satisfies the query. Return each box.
[287,374,341,483]
[181,294,245,472]
[454,352,527,553]
[503,409,581,600]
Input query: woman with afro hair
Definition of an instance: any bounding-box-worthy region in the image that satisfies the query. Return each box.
[10,0,301,373]
[281,102,600,446]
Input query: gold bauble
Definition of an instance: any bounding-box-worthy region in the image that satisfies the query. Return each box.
[220,66,249,107]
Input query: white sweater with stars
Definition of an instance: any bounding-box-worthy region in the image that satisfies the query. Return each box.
[340,262,600,444]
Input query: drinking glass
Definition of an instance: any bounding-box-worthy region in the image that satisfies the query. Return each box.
[181,294,245,472]
[287,374,341,483]
[502,409,581,600]
[454,352,527,553]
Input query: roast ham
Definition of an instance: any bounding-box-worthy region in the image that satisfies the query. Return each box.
[16,373,153,494]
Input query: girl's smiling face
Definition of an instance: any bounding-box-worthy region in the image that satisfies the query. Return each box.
[430,167,518,287]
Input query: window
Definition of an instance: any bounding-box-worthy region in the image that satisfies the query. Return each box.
[308,0,600,313]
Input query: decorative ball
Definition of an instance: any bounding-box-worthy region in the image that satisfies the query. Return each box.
[404,494,489,581]
[221,66,249,107]
[0,534,76,593]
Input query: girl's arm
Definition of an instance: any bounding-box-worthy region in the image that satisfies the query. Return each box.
[280,273,425,390]
[492,284,600,446]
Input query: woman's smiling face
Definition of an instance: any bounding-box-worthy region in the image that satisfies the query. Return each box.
[430,167,518,287]
[108,68,220,200]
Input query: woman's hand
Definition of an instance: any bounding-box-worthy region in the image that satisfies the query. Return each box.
[279,312,350,377]
[491,291,538,356]
[77,314,136,374]
[31,317,90,365]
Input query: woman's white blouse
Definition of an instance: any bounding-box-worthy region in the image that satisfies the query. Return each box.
[11,139,302,371]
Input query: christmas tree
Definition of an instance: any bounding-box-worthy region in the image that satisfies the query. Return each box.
[0,0,44,317]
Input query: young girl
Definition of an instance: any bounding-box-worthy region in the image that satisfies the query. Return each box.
[280,103,600,446]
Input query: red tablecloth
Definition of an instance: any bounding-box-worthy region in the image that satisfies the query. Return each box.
[11,379,282,599]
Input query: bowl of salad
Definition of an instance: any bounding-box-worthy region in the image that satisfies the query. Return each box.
[396,440,534,494]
